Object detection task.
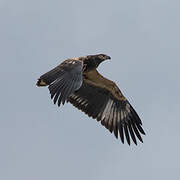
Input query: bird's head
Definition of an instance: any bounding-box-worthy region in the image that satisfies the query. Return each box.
[87,54,111,62]
[86,54,111,68]
[95,54,111,62]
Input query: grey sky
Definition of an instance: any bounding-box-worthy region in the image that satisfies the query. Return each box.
[1,0,180,179]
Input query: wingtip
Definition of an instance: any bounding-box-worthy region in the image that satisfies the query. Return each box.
[127,140,130,146]
[36,79,48,87]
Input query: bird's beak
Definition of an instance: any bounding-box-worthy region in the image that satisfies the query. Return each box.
[107,56,111,60]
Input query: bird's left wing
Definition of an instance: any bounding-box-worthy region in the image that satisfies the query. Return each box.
[68,69,145,145]
[37,59,83,106]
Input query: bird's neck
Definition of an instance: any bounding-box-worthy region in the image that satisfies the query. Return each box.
[83,58,102,72]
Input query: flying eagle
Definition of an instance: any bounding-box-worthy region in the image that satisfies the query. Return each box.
[36,54,145,145]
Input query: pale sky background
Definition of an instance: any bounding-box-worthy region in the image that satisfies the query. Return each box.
[1,0,180,179]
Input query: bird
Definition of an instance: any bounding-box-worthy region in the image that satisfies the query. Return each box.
[36,54,145,145]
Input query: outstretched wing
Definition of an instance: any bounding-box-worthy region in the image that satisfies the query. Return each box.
[37,59,83,106]
[68,69,145,145]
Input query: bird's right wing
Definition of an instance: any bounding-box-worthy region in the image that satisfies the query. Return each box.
[37,59,83,106]
[68,69,145,145]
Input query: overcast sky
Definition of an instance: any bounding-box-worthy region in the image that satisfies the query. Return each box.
[1,0,180,179]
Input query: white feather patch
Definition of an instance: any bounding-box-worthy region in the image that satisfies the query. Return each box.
[101,99,113,120]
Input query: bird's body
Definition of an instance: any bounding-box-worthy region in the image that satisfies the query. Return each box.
[37,54,145,145]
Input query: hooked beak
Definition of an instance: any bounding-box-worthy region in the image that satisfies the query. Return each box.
[106,56,111,60]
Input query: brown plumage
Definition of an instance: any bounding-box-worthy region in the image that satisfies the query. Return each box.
[36,54,145,145]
